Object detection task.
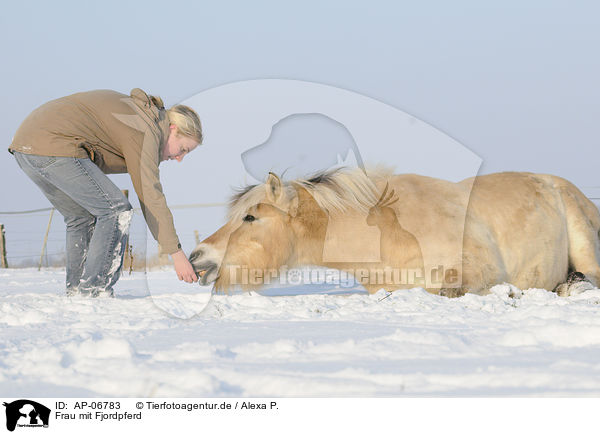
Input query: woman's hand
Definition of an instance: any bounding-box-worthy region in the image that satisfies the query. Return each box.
[171,249,198,283]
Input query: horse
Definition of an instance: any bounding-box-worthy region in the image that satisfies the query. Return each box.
[189,168,600,297]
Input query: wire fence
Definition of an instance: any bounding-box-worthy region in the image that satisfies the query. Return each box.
[2,192,600,269]
[0,202,228,269]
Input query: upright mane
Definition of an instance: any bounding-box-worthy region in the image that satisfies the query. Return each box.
[228,167,382,221]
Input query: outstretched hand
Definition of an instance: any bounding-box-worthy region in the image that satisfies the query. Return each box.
[171,249,198,283]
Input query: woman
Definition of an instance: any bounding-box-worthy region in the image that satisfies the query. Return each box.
[9,88,202,297]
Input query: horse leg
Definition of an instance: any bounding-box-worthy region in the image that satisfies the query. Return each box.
[559,184,600,295]
[460,231,510,296]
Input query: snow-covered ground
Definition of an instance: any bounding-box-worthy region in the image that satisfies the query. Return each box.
[2,267,600,397]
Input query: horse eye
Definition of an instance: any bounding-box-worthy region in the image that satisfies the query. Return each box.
[243,214,256,222]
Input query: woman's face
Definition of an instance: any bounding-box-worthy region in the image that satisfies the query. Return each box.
[162,125,199,162]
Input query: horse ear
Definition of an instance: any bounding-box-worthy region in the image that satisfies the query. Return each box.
[266,172,283,202]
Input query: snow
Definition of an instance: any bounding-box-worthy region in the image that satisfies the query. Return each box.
[2,268,600,397]
[106,209,134,277]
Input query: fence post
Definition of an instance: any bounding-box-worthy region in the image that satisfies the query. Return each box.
[158,245,170,267]
[194,230,200,245]
[121,190,134,273]
[0,224,7,268]
[38,209,54,271]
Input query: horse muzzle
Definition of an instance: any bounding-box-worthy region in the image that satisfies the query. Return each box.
[193,261,219,286]
[189,245,223,286]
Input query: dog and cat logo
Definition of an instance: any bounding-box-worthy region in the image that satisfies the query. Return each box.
[3,400,50,431]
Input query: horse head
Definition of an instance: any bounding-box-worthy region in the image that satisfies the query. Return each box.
[190,172,300,291]
[190,168,379,292]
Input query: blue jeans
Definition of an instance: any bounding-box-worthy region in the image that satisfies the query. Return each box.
[14,152,133,296]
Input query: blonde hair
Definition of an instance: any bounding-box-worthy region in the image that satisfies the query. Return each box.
[149,94,203,144]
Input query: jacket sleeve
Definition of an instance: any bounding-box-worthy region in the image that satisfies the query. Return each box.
[118,126,181,255]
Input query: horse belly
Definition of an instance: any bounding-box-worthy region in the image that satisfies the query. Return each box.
[465,172,571,291]
[509,229,569,289]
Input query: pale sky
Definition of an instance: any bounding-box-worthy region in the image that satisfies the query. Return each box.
[1,0,599,264]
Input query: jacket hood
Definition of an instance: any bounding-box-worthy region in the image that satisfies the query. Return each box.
[128,88,170,159]
[130,88,164,121]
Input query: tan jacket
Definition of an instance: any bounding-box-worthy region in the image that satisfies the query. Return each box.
[9,88,181,254]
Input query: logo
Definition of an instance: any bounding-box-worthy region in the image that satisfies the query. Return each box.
[139,79,481,317]
[3,400,50,432]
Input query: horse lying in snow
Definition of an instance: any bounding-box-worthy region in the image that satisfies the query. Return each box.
[189,168,600,297]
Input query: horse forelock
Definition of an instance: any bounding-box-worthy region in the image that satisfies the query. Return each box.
[227,182,297,222]
[227,167,381,222]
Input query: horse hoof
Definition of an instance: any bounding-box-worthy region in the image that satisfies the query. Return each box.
[439,288,466,298]
[554,272,595,296]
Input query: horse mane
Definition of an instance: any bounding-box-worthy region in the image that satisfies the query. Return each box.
[228,167,382,221]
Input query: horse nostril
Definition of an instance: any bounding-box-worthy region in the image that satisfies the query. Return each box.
[189,249,204,263]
